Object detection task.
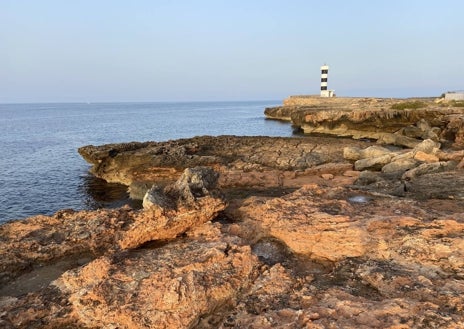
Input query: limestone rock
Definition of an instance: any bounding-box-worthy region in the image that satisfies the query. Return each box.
[0,168,227,287]
[79,136,371,195]
[232,185,371,262]
[343,170,360,178]
[403,171,464,200]
[402,161,456,180]
[0,207,133,287]
[120,167,226,249]
[401,125,424,138]
[320,173,334,180]
[55,238,259,329]
[413,138,440,154]
[343,145,391,161]
[264,106,297,121]
[2,132,464,328]
[3,182,464,327]
[391,150,414,162]
[436,149,464,162]
[223,184,464,327]
[354,154,392,171]
[343,146,362,161]
[266,97,464,146]
[377,133,421,148]
[443,115,464,146]
[143,167,220,210]
[414,151,439,163]
[382,158,419,174]
[362,145,394,158]
[354,170,386,186]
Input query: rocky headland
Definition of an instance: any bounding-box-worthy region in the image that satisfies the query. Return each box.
[265,96,464,148]
[1,96,464,328]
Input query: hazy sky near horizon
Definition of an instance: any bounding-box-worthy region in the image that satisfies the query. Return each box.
[1,0,463,102]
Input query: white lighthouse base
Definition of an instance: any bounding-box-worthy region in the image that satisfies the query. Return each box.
[320,90,335,98]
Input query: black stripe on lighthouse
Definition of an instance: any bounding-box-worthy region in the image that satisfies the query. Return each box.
[320,64,329,96]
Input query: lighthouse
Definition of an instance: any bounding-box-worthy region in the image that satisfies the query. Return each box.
[320,64,334,97]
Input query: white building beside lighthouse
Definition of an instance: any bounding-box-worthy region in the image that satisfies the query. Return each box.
[320,64,335,97]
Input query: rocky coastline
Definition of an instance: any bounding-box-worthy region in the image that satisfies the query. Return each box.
[1,97,464,328]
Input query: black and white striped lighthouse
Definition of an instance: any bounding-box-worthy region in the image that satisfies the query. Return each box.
[320,64,334,97]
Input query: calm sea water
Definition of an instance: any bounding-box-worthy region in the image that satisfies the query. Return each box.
[0,101,293,223]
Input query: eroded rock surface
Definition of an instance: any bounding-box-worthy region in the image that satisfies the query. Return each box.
[4,182,464,328]
[55,237,259,329]
[120,166,226,249]
[78,135,373,197]
[343,140,464,200]
[2,133,464,328]
[219,184,464,328]
[0,167,226,288]
[265,97,464,147]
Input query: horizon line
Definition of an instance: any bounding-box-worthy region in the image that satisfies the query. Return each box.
[0,99,283,105]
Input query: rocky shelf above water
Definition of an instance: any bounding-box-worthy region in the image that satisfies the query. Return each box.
[77,135,373,199]
[265,96,464,148]
[2,116,464,327]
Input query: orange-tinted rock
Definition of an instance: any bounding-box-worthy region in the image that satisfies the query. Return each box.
[320,173,334,180]
[231,185,369,261]
[218,184,464,328]
[0,207,132,288]
[0,167,226,287]
[78,135,372,194]
[120,167,226,249]
[2,182,464,328]
[414,150,439,163]
[55,237,259,329]
[2,132,464,328]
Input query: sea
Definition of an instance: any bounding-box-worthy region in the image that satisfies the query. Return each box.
[0,101,294,223]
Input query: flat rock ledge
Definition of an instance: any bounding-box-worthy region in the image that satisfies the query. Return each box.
[265,97,464,148]
[77,135,373,198]
[1,135,464,328]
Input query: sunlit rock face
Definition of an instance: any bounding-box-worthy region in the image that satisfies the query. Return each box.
[3,182,464,328]
[265,97,464,148]
[2,130,464,328]
[55,238,260,329]
[78,135,372,194]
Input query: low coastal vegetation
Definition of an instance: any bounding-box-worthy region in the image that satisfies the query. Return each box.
[390,100,427,110]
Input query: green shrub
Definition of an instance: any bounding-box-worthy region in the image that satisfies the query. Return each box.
[391,101,427,110]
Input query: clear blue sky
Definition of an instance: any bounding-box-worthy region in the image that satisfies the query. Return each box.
[1,0,463,102]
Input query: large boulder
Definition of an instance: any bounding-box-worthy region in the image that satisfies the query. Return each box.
[143,167,221,210]
[120,167,226,249]
[55,238,259,329]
